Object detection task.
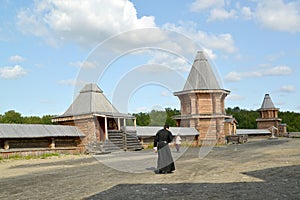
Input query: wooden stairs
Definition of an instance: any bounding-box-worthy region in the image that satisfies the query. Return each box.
[86,128,143,154]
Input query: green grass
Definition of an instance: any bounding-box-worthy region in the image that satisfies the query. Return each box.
[145,143,154,150]
[0,152,61,160]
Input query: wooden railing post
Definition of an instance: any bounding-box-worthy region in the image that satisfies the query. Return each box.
[122,126,127,151]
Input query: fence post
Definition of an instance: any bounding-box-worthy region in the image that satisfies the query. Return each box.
[122,126,127,151]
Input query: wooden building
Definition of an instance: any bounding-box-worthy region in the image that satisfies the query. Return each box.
[173,51,232,145]
[0,124,85,158]
[52,83,136,146]
[224,118,238,136]
[256,94,286,136]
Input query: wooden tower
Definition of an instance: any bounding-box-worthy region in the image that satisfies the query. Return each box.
[173,51,231,145]
[256,94,282,134]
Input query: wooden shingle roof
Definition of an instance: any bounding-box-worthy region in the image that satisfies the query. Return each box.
[0,124,85,138]
[183,51,221,91]
[260,94,276,109]
[60,83,132,118]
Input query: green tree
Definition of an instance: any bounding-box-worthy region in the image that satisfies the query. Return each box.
[41,115,55,124]
[149,110,166,126]
[1,110,23,124]
[279,111,300,132]
[226,107,259,129]
[226,107,300,131]
[132,108,180,126]
[0,111,55,125]
[23,116,42,124]
[133,112,151,126]
[165,107,180,126]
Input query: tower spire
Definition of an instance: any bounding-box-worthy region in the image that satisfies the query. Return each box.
[183,51,220,91]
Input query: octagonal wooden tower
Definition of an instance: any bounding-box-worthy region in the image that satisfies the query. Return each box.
[256,94,282,134]
[173,51,231,145]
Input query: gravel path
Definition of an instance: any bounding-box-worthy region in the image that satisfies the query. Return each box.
[0,138,299,200]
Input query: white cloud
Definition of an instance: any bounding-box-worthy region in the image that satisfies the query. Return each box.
[264,66,293,76]
[208,8,237,21]
[163,22,236,54]
[17,0,156,47]
[9,55,25,63]
[195,31,236,54]
[147,51,190,73]
[17,0,238,56]
[190,0,224,12]
[190,0,300,32]
[225,65,293,82]
[279,85,296,93]
[190,0,239,22]
[255,0,300,32]
[0,65,28,79]
[241,6,253,20]
[202,48,217,60]
[224,72,241,82]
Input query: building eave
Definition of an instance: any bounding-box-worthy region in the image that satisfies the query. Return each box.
[173,114,232,120]
[52,112,135,122]
[174,89,230,96]
[256,118,282,122]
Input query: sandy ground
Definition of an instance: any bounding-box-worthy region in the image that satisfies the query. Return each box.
[0,138,299,200]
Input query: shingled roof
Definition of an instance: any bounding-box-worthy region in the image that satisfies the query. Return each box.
[183,51,221,91]
[260,94,276,109]
[0,124,85,138]
[61,83,131,117]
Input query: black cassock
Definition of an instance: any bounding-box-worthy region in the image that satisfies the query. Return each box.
[154,128,175,173]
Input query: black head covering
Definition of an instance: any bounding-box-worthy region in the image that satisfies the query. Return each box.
[164,124,170,129]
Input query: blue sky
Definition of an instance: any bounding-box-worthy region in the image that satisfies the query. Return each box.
[0,0,299,116]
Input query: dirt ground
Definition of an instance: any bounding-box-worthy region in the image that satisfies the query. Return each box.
[0,138,299,200]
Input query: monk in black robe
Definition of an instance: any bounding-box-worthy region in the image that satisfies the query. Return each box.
[153,124,175,174]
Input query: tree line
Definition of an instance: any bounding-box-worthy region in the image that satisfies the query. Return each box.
[133,107,300,132]
[132,108,180,127]
[0,110,54,124]
[226,107,300,132]
[1,107,299,132]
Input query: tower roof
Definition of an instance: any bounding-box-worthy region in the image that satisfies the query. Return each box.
[61,83,124,117]
[260,94,276,109]
[183,51,221,91]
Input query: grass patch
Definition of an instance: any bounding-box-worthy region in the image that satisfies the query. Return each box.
[39,153,60,159]
[144,143,154,150]
[1,153,61,160]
